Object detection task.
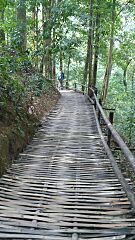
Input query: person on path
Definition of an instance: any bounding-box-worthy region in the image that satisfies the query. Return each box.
[58,69,64,89]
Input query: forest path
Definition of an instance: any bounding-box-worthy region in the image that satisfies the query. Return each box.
[0,90,134,239]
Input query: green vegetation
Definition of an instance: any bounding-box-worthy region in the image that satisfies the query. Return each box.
[0,0,135,147]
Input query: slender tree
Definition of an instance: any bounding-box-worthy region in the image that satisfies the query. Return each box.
[101,0,116,103]
[88,0,94,96]
[0,1,6,43]
[92,3,100,86]
[17,0,27,53]
[83,37,90,86]
[41,0,54,79]
[31,0,39,70]
[66,54,71,86]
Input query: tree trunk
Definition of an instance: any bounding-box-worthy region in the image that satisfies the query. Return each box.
[35,6,39,70]
[92,5,100,86]
[41,1,54,79]
[52,58,56,81]
[0,29,5,43]
[32,4,39,70]
[52,28,56,82]
[123,60,132,91]
[129,69,135,145]
[88,0,94,96]
[101,0,116,103]
[83,37,90,86]
[60,51,63,70]
[0,9,5,43]
[17,0,27,53]
[66,55,71,87]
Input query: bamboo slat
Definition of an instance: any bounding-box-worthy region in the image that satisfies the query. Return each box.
[0,91,134,239]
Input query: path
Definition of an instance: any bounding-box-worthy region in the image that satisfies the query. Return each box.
[0,90,134,239]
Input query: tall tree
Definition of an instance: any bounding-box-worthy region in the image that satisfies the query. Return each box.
[88,0,94,96]
[17,0,27,53]
[0,0,6,43]
[92,2,100,86]
[31,0,39,70]
[101,0,116,103]
[83,36,90,86]
[40,0,54,79]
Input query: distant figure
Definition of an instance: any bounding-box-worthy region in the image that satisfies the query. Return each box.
[58,69,64,89]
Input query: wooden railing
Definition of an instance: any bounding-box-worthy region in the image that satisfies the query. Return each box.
[72,82,135,209]
[74,82,87,94]
[89,87,135,171]
[73,82,135,169]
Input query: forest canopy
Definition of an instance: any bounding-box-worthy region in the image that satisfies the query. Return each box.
[0,0,135,145]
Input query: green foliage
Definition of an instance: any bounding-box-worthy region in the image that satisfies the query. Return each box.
[0,0,135,146]
[0,42,55,121]
[0,0,6,11]
[26,74,45,96]
[102,66,135,145]
[0,46,31,75]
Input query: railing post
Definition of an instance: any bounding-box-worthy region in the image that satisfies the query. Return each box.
[88,85,92,97]
[66,81,68,89]
[94,99,96,109]
[98,98,102,123]
[75,82,77,91]
[107,111,114,146]
[82,85,85,95]
[94,87,98,96]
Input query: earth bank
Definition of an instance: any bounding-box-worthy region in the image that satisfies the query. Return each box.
[0,80,60,177]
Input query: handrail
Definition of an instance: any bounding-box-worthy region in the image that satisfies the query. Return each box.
[90,87,135,173]
[72,83,135,209]
[93,105,135,209]
[72,83,135,172]
[74,82,88,95]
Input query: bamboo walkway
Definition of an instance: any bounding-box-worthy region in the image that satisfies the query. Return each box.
[0,90,134,239]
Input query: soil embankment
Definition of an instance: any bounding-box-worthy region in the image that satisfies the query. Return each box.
[0,82,60,176]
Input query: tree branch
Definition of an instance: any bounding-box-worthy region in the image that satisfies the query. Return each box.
[115,0,133,19]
